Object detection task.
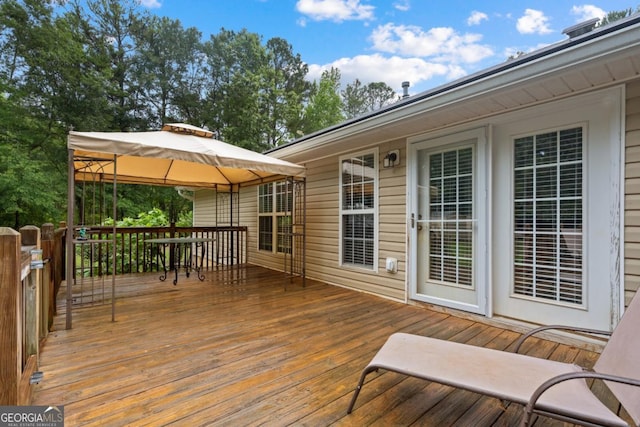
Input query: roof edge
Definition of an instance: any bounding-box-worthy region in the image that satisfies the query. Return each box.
[268,13,640,156]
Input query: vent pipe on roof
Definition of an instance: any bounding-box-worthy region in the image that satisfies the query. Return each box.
[562,17,600,38]
[402,81,410,99]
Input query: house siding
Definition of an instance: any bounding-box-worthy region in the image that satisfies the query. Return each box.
[299,139,406,300]
[624,80,640,307]
[195,139,407,301]
[193,190,216,225]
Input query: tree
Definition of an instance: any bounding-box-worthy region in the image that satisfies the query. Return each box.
[597,6,639,27]
[365,82,397,111]
[201,29,266,150]
[342,79,397,119]
[201,31,311,150]
[0,91,65,227]
[301,67,343,135]
[341,79,368,119]
[73,0,147,131]
[0,0,104,227]
[260,37,310,148]
[132,16,203,128]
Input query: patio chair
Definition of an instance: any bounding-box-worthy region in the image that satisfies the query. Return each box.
[347,294,640,426]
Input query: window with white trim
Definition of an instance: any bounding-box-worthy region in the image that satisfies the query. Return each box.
[513,127,583,304]
[340,151,377,269]
[258,181,292,253]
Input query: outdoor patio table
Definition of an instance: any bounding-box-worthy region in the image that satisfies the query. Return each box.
[145,237,214,285]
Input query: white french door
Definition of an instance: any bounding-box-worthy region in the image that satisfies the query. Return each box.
[409,128,488,315]
[491,88,622,329]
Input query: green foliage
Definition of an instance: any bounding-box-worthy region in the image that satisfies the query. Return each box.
[341,79,397,119]
[301,67,344,135]
[103,203,192,227]
[104,207,168,227]
[132,15,204,128]
[177,210,192,227]
[0,77,67,227]
[101,207,182,274]
[0,0,396,228]
[597,6,639,27]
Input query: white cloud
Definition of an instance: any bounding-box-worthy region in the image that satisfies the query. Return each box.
[467,11,488,26]
[393,0,410,12]
[307,54,466,93]
[571,5,606,22]
[369,23,494,64]
[139,0,162,8]
[295,0,375,22]
[516,9,553,34]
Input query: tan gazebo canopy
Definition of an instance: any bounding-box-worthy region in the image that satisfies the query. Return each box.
[68,123,305,190]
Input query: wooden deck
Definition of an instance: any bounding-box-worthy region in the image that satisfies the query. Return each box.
[33,265,617,426]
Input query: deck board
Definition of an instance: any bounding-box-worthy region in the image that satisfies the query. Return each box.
[33,265,614,426]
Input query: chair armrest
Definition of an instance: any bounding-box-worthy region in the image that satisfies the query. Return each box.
[519,371,640,427]
[513,325,612,354]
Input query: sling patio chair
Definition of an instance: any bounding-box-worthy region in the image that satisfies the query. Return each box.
[347,294,640,426]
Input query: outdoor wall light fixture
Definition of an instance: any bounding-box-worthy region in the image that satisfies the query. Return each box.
[383,150,400,168]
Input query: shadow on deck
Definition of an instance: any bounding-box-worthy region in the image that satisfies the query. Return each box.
[33,265,613,426]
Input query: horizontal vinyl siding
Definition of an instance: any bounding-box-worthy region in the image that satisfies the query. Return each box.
[193,190,216,225]
[625,79,640,307]
[298,140,408,301]
[303,156,340,281]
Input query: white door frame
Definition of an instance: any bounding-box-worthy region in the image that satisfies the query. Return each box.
[407,127,490,315]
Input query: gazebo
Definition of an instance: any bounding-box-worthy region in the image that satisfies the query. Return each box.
[66,123,306,328]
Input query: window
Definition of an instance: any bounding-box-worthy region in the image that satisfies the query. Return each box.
[258,181,293,253]
[513,127,583,304]
[340,151,377,269]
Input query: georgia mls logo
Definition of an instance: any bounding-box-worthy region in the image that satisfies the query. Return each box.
[44,406,63,418]
[0,405,64,427]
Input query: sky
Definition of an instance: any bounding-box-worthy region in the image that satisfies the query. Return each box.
[140,0,634,95]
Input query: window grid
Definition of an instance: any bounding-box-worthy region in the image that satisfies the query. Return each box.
[428,147,473,287]
[258,181,293,253]
[513,127,583,304]
[276,181,293,254]
[341,152,376,269]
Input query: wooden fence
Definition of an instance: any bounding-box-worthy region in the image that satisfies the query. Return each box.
[0,224,64,405]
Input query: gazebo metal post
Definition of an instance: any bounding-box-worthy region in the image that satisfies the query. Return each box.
[230,186,234,266]
[66,149,75,329]
[111,156,117,322]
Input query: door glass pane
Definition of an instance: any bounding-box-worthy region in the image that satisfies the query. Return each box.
[428,147,473,287]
